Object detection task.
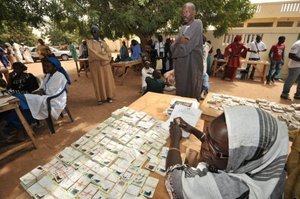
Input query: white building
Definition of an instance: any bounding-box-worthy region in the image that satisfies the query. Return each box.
[206,0,300,78]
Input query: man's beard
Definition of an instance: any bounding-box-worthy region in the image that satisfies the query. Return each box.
[181,16,189,25]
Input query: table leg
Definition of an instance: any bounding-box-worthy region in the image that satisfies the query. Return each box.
[14,107,37,148]
[212,61,218,76]
[262,64,268,83]
[121,66,130,85]
[75,61,80,77]
[203,120,211,132]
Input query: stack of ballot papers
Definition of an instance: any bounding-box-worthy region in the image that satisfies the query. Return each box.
[0,95,16,106]
[20,107,171,199]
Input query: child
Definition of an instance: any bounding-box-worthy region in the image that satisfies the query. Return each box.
[141,60,154,93]
[144,70,165,94]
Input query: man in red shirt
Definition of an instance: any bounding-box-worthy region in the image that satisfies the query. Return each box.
[266,36,285,84]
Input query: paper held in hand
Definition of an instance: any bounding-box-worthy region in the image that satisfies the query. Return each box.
[163,104,202,138]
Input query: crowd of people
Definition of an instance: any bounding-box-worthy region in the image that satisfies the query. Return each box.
[0,41,34,70]
[0,1,299,198]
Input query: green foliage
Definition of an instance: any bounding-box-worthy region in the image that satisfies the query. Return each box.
[1,0,255,46]
[0,0,49,28]
[44,22,86,46]
[195,0,256,37]
[48,0,254,42]
[0,22,37,46]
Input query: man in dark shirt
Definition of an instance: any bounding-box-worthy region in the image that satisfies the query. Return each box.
[145,70,165,94]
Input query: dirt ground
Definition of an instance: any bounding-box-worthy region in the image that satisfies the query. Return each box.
[0,60,297,198]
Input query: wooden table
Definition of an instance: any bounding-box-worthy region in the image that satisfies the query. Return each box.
[111,59,142,85]
[129,92,202,199]
[0,96,37,161]
[200,92,223,131]
[74,58,89,77]
[212,59,270,82]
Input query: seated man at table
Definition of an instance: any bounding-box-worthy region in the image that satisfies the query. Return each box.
[144,70,165,94]
[166,106,288,198]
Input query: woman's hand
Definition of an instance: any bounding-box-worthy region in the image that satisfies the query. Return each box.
[169,121,182,147]
[174,117,192,132]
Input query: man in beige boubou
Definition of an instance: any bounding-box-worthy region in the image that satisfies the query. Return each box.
[87,24,115,105]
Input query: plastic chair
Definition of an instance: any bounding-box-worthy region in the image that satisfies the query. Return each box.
[46,84,73,134]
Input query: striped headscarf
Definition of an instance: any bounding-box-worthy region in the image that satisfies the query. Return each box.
[166,106,288,198]
[222,106,288,198]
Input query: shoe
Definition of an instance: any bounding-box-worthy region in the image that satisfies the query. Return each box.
[107,98,113,103]
[271,78,275,84]
[280,94,291,100]
[294,95,300,100]
[97,101,103,105]
[266,80,271,85]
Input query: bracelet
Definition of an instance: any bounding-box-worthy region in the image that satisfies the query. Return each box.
[169,148,181,153]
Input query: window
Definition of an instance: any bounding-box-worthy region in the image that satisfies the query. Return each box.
[277,21,294,27]
[281,3,300,12]
[233,23,244,28]
[247,22,273,27]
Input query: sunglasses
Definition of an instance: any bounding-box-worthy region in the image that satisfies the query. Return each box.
[204,128,229,159]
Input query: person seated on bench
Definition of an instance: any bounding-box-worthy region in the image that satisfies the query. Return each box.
[166,106,288,198]
[2,57,70,141]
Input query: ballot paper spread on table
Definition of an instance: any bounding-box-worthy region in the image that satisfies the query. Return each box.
[162,104,202,138]
[165,98,199,117]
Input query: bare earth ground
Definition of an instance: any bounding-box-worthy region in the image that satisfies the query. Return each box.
[0,61,297,198]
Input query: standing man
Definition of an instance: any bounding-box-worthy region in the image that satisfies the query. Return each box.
[246,35,267,79]
[171,2,203,101]
[280,40,300,100]
[155,35,165,73]
[11,40,23,62]
[266,36,285,85]
[69,42,78,61]
[87,24,115,105]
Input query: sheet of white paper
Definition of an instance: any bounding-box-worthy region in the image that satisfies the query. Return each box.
[162,104,202,138]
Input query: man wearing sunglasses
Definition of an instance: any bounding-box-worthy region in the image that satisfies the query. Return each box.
[165,106,288,199]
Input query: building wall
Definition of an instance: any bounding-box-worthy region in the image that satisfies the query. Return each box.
[206,1,300,79]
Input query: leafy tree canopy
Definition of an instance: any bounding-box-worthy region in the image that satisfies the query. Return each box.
[0,0,49,28]
[1,0,255,46]
[48,0,255,42]
[0,21,37,46]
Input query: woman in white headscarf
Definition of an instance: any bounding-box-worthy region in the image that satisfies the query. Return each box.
[166,106,288,198]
